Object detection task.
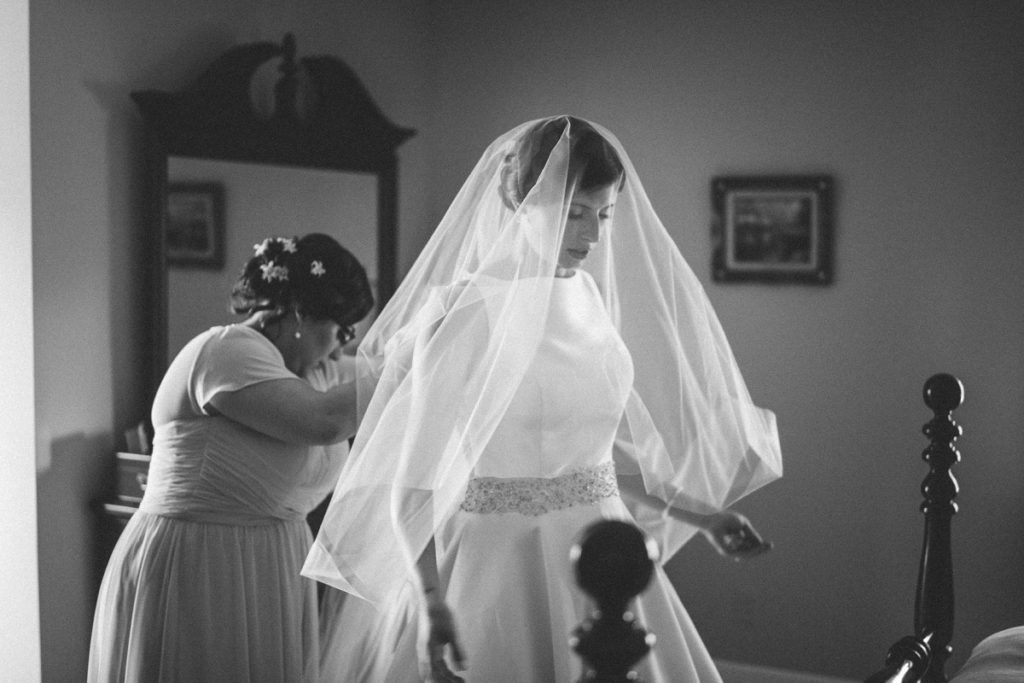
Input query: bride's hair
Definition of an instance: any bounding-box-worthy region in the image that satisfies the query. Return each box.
[498,116,625,209]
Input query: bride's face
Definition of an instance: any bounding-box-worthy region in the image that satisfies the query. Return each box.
[558,184,618,274]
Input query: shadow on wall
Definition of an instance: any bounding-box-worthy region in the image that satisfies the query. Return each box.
[37,431,116,680]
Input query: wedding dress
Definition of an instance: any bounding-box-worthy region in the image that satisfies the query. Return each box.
[318,270,723,681]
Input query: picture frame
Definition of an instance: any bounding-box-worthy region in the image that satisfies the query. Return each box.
[711,175,833,284]
[165,182,225,268]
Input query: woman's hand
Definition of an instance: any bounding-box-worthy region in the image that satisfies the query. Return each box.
[421,591,466,682]
[701,509,773,561]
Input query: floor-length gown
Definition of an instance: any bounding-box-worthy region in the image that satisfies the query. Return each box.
[320,272,723,682]
[89,325,348,682]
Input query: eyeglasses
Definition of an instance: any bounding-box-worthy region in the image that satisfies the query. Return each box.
[336,324,357,346]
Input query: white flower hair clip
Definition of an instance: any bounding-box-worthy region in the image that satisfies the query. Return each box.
[310,260,326,277]
[253,236,298,257]
[260,262,289,282]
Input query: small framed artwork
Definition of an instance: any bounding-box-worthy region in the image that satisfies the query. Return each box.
[711,175,833,284]
[165,182,225,268]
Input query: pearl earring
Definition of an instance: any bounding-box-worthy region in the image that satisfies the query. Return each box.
[294,310,302,339]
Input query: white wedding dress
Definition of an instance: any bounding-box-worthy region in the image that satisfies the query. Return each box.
[319,271,722,682]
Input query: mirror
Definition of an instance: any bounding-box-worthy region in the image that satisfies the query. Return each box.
[164,157,378,366]
[133,34,414,401]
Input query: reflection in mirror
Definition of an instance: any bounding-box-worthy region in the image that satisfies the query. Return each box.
[165,157,377,363]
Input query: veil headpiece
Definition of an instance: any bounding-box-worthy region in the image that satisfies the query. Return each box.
[303,116,782,607]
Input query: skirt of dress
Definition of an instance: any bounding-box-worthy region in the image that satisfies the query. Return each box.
[318,496,722,683]
[88,511,320,683]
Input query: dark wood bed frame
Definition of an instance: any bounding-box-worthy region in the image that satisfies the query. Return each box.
[865,373,964,683]
[572,373,965,682]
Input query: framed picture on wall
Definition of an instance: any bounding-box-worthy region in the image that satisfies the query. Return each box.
[166,182,225,268]
[711,175,833,284]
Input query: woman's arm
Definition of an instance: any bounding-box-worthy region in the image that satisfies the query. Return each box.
[618,473,772,560]
[415,538,465,681]
[617,474,711,527]
[207,377,357,445]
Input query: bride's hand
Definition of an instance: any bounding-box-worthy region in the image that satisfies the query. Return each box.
[702,509,773,561]
[422,592,465,682]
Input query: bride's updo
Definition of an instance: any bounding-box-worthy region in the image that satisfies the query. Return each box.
[498,116,625,210]
[230,233,374,334]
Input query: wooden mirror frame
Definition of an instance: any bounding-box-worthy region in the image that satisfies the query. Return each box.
[132,33,414,402]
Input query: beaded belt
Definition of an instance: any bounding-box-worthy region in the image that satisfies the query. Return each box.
[459,462,618,516]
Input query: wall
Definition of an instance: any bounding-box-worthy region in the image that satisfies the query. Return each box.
[419,1,1024,679]
[28,1,431,679]
[1,0,41,677]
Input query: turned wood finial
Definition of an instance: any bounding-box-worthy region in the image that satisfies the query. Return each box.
[571,520,657,682]
[923,373,964,416]
[920,373,963,517]
[916,373,964,682]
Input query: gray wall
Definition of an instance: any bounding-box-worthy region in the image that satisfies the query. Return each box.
[28,0,1024,679]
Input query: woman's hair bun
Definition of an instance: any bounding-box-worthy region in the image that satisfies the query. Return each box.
[230,233,373,328]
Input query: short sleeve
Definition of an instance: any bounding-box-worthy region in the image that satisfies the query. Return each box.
[191,327,296,414]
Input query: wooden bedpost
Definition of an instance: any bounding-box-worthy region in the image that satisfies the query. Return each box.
[570,520,657,682]
[865,373,963,683]
[916,373,963,681]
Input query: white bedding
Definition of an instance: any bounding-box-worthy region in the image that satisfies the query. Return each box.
[951,626,1024,681]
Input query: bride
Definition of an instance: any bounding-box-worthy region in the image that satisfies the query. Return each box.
[305,116,783,682]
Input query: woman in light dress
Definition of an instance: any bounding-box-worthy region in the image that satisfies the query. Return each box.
[89,233,373,682]
[306,117,783,682]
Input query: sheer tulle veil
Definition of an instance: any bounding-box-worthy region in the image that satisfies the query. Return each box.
[302,116,782,608]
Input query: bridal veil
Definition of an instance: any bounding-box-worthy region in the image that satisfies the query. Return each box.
[303,116,782,608]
